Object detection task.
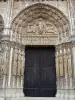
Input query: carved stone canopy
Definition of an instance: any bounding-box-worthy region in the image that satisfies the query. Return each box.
[12,3,69,45]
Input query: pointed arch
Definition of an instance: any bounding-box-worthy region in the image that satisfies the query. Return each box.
[12,3,69,45]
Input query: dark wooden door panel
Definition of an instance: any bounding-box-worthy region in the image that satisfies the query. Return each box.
[24,67,39,88]
[40,88,57,97]
[23,46,56,97]
[25,48,39,67]
[39,47,56,97]
[40,47,55,67]
[23,47,40,96]
[40,67,56,88]
[24,88,39,97]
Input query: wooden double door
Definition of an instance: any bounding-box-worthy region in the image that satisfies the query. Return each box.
[23,46,56,97]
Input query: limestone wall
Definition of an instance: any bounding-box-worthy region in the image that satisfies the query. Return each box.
[0,2,8,28]
[0,0,75,98]
[12,1,68,19]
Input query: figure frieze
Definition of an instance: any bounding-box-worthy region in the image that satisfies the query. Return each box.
[25,18,58,36]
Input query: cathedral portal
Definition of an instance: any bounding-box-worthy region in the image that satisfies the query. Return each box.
[11,3,70,97]
[0,3,73,98]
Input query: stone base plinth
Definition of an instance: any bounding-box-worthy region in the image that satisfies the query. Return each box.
[0,88,24,98]
[0,97,75,100]
[56,89,75,99]
[0,88,75,100]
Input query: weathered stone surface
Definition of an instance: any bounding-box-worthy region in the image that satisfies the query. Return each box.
[0,0,75,99]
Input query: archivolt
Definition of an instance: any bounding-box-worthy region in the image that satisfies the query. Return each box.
[12,3,69,44]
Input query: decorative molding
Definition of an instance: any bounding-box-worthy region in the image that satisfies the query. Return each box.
[12,3,69,44]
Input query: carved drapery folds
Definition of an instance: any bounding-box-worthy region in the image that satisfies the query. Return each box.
[56,43,73,90]
[25,18,58,36]
[0,43,10,88]
[11,48,24,88]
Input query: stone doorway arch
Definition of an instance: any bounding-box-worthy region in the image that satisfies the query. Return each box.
[11,3,72,97]
[12,3,69,44]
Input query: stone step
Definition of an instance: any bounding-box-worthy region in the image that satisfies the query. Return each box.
[2,97,75,100]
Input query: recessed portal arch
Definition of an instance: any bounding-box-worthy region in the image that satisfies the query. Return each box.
[12,3,69,45]
[11,3,70,97]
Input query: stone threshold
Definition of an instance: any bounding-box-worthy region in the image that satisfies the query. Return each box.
[0,97,75,100]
